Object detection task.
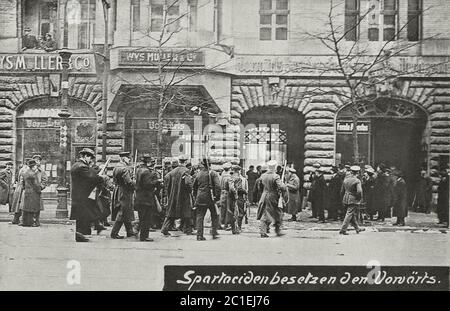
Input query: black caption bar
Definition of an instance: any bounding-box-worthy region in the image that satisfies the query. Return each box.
[164,266,449,291]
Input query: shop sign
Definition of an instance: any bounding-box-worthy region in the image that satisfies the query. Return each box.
[24,118,61,128]
[148,119,189,132]
[0,53,93,72]
[336,121,370,133]
[119,49,205,67]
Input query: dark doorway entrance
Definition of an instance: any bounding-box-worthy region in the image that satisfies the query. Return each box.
[241,107,305,175]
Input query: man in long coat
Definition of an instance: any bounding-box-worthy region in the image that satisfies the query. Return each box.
[31,154,47,226]
[246,165,259,204]
[257,160,287,238]
[339,166,365,235]
[193,158,221,241]
[225,165,248,234]
[135,154,162,241]
[10,160,30,224]
[161,155,193,236]
[111,151,136,239]
[253,164,267,205]
[362,167,376,220]
[413,169,433,214]
[219,162,232,229]
[70,148,105,242]
[327,166,342,221]
[373,164,394,221]
[393,170,408,226]
[308,166,327,223]
[285,167,301,222]
[0,162,13,209]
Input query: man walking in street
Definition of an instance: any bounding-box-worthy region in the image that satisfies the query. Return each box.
[135,154,162,242]
[257,160,287,238]
[111,152,136,239]
[70,148,106,242]
[285,167,301,222]
[225,165,248,234]
[393,169,408,226]
[193,158,221,241]
[161,155,194,236]
[339,166,365,235]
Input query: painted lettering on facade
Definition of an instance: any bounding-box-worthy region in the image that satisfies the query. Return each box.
[0,54,92,72]
[119,50,205,67]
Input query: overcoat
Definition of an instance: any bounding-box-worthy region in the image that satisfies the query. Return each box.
[134,164,161,212]
[246,170,259,203]
[256,171,286,222]
[414,176,433,209]
[21,170,42,213]
[225,174,248,223]
[308,174,327,208]
[165,165,193,218]
[11,166,28,213]
[111,162,135,222]
[0,168,13,205]
[373,173,394,216]
[193,168,220,208]
[285,173,301,215]
[70,160,104,223]
[393,177,408,218]
[437,176,449,223]
[362,175,376,215]
[36,167,47,211]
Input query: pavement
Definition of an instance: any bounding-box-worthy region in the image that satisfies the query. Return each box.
[0,205,449,291]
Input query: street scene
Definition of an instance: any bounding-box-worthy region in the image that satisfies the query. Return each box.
[1,0,450,292]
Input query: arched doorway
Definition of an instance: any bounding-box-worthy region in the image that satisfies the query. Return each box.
[335,97,428,203]
[16,96,97,195]
[241,107,305,174]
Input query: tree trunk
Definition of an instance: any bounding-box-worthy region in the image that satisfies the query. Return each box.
[156,93,164,159]
[352,113,359,164]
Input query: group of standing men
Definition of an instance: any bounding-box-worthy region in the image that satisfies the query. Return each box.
[2,155,47,227]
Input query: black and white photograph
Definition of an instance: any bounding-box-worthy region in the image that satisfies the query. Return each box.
[0,0,449,296]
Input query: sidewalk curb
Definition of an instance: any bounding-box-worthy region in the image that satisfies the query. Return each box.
[0,218,74,225]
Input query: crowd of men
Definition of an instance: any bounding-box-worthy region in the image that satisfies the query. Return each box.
[1,148,448,242]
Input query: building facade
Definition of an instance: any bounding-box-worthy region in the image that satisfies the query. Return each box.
[0,0,449,202]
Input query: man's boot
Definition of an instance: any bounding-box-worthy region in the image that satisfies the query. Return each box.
[125,222,137,237]
[111,221,125,239]
[11,212,21,225]
[33,211,40,227]
[75,232,89,242]
[275,224,285,237]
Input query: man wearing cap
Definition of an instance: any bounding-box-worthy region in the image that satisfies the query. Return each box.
[193,158,221,240]
[22,27,38,50]
[253,164,267,208]
[111,152,136,239]
[21,159,42,227]
[161,155,194,236]
[135,154,162,242]
[0,162,13,210]
[225,165,248,234]
[339,166,365,235]
[219,162,232,229]
[392,170,408,226]
[31,154,47,226]
[308,166,327,223]
[257,160,287,238]
[70,148,106,242]
[285,167,301,222]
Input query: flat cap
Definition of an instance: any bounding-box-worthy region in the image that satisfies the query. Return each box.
[366,167,375,174]
[267,160,278,169]
[178,154,189,162]
[32,154,42,160]
[232,165,242,171]
[140,154,154,162]
[163,157,172,164]
[79,148,95,157]
[350,165,360,172]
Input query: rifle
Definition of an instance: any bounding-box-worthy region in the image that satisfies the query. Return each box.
[278,160,287,209]
[205,158,220,216]
[88,157,111,200]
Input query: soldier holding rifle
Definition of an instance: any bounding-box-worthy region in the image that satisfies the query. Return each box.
[111,151,136,239]
[257,160,287,238]
[193,158,221,241]
[135,154,163,242]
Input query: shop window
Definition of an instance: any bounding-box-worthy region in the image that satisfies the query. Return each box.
[151,0,181,33]
[22,0,58,50]
[407,0,422,41]
[345,0,359,41]
[259,0,289,41]
[64,0,96,50]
